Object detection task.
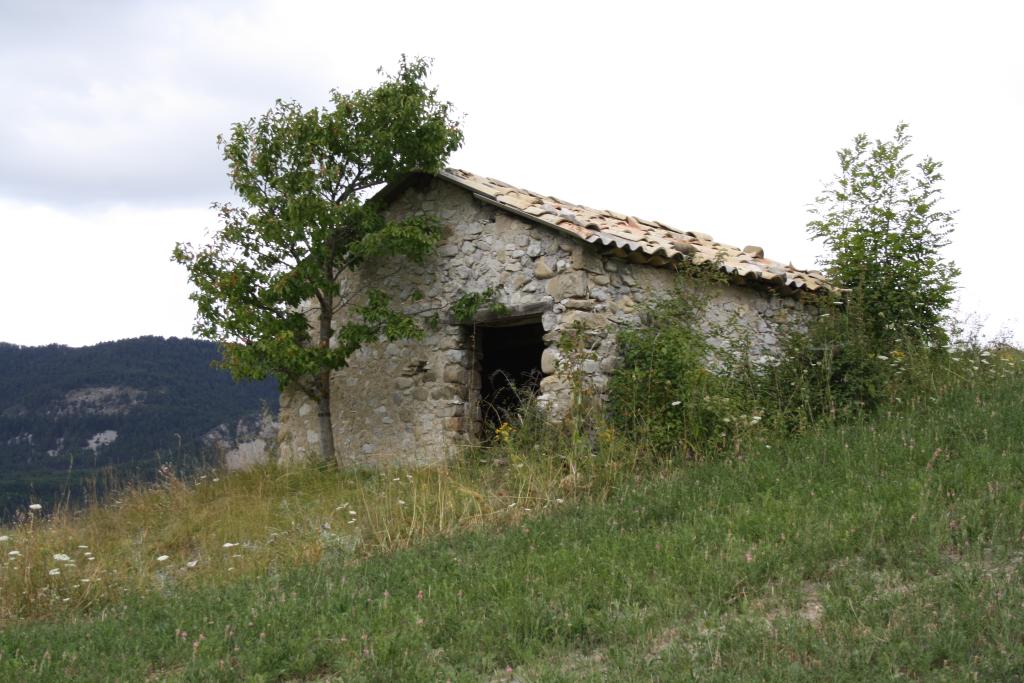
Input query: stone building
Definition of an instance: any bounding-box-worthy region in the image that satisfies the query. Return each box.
[277,169,831,466]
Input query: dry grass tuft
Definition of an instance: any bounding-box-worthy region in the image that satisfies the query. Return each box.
[0,432,633,622]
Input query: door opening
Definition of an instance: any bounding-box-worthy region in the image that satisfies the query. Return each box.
[476,321,545,431]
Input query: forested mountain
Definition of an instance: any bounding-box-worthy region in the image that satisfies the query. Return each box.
[0,337,278,516]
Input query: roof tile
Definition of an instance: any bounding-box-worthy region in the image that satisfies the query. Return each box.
[439,168,832,293]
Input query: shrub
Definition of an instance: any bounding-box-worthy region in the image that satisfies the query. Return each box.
[607,272,755,458]
[808,123,959,350]
[757,299,906,428]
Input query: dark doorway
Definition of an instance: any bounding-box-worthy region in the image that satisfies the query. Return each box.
[477,321,545,429]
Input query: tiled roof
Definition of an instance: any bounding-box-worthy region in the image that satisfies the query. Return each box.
[438,168,832,294]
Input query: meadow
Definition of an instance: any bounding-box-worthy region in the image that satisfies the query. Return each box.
[0,345,1020,680]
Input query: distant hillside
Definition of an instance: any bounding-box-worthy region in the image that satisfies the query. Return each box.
[0,337,278,515]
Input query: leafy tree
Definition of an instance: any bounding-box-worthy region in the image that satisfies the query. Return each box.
[173,57,463,465]
[808,123,960,348]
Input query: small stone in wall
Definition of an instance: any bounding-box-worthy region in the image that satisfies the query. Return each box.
[534,259,555,279]
[571,247,605,274]
[613,296,636,313]
[541,347,559,374]
[546,271,588,300]
[443,364,465,383]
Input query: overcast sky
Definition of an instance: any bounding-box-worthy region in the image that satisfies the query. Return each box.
[2,0,1021,347]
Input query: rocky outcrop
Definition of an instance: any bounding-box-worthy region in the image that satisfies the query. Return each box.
[204,410,280,471]
[53,386,146,417]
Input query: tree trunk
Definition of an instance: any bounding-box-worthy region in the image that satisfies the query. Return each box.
[317,298,338,465]
[317,379,336,465]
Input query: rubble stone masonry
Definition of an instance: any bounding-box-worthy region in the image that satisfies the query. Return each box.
[277,179,809,466]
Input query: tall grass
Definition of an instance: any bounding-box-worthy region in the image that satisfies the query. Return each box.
[0,398,640,622]
[1,286,1021,678]
[0,342,1020,680]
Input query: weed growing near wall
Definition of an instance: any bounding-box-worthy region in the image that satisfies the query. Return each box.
[606,265,1012,452]
[607,270,758,459]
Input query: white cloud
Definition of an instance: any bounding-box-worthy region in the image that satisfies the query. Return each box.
[0,0,1021,344]
[0,199,212,346]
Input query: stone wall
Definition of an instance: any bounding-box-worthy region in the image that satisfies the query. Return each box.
[277,178,810,466]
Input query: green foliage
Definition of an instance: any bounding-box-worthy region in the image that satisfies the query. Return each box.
[755,123,964,424]
[450,288,508,324]
[808,123,960,348]
[757,300,909,427]
[173,56,463,462]
[607,273,755,458]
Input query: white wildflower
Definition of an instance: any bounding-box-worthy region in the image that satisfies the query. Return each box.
[53,553,72,562]
[77,545,88,549]
[48,568,60,576]
[876,355,888,361]
[0,535,9,542]
[8,550,21,557]
[28,504,42,511]
[670,400,682,407]
[222,542,238,548]
[397,500,406,505]
[156,555,169,562]
[348,510,357,516]
[185,559,198,568]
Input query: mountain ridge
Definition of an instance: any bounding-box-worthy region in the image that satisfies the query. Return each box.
[0,336,278,515]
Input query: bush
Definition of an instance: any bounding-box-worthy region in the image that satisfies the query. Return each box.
[757,299,902,427]
[607,273,755,459]
[808,123,959,350]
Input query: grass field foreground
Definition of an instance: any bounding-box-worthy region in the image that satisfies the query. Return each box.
[0,349,1021,680]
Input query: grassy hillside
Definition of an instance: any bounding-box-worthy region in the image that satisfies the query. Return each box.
[0,349,1020,681]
